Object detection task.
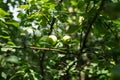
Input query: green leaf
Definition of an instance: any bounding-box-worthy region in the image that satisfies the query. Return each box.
[7,41,16,46]
[0,21,6,27]
[93,19,107,36]
[111,64,120,76]
[67,24,81,34]
[1,47,15,52]
[1,72,7,79]
[5,21,19,27]
[71,1,77,6]
[0,8,9,18]
[18,5,29,9]
[27,12,42,19]
[17,12,25,18]
[30,69,38,80]
[6,55,19,63]
[113,20,120,25]
[0,36,10,39]
[0,18,5,22]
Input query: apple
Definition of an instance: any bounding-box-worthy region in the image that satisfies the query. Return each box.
[48,35,57,45]
[62,35,71,43]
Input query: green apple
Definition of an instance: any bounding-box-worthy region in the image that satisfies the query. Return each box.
[48,35,57,45]
[62,35,71,43]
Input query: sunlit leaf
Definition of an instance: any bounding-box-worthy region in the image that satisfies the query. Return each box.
[5,21,19,27]
[1,72,7,79]
[113,20,120,25]
[7,41,15,46]
[18,5,29,9]
[6,55,19,63]
[1,47,15,52]
[0,36,10,39]
[0,8,9,18]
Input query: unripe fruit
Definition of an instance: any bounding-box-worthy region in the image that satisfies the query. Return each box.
[48,35,57,45]
[62,35,71,43]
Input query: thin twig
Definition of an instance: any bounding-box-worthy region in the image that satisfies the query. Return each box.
[0,46,67,53]
[30,47,67,53]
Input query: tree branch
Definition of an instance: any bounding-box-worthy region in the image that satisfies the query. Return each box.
[39,51,45,80]
[76,0,106,79]
[79,0,105,53]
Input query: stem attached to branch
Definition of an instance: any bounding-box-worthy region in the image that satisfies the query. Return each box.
[48,17,56,35]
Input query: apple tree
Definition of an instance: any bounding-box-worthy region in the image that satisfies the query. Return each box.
[0,0,120,80]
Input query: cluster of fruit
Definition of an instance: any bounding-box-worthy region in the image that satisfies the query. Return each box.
[48,35,71,45]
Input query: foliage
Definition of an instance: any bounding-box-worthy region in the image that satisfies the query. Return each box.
[0,0,120,80]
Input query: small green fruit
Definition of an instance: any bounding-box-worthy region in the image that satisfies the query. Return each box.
[62,35,71,43]
[48,35,57,45]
